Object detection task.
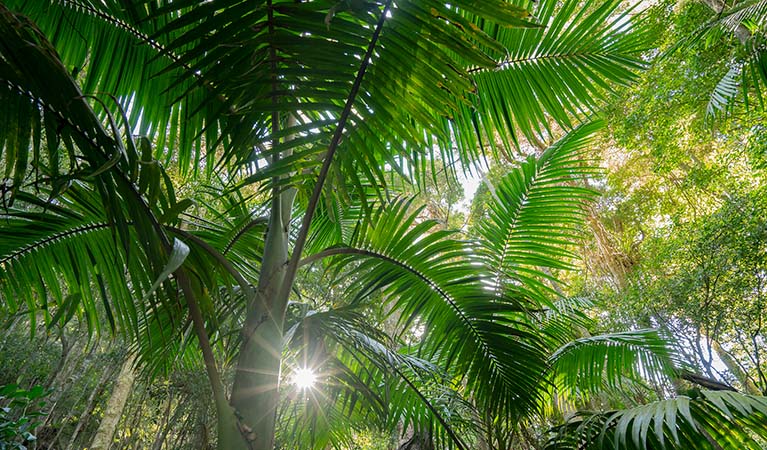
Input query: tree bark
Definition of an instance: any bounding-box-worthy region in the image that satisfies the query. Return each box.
[89,354,137,450]
[711,340,762,395]
[680,370,737,391]
[230,196,290,449]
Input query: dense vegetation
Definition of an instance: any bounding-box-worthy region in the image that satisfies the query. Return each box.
[1,0,767,449]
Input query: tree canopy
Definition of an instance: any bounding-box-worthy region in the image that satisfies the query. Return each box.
[1,0,767,449]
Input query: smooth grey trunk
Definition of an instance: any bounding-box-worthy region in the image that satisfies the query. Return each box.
[711,340,761,395]
[229,110,298,448]
[230,188,293,449]
[89,354,136,450]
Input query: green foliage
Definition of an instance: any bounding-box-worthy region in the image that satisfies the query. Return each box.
[547,390,767,450]
[563,2,767,449]
[596,189,767,392]
[477,121,601,303]
[456,0,650,152]
[549,330,679,400]
[673,0,767,119]
[0,384,48,450]
[5,0,759,449]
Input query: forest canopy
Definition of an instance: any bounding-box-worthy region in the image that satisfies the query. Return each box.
[1,0,767,449]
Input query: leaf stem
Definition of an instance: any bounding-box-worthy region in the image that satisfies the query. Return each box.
[276,0,394,314]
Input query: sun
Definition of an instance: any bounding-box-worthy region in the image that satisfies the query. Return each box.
[291,367,317,390]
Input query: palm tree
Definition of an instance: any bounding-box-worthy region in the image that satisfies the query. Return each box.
[2,0,766,448]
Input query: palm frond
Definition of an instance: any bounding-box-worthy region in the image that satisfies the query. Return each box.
[280,306,478,449]
[476,121,602,304]
[707,65,742,117]
[717,0,767,34]
[546,391,767,450]
[3,0,650,212]
[0,191,154,337]
[303,198,551,423]
[0,4,177,273]
[668,0,767,120]
[461,0,650,151]
[538,296,593,348]
[0,13,261,372]
[549,330,680,400]
[106,0,536,186]
[3,0,231,176]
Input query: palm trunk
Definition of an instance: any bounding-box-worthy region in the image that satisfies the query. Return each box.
[230,192,291,449]
[89,354,136,450]
[224,0,390,444]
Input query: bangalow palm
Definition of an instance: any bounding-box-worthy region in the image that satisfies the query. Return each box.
[2,0,767,448]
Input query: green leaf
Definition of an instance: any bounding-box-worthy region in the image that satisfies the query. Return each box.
[47,293,82,329]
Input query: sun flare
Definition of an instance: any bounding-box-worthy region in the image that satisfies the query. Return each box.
[291,368,317,390]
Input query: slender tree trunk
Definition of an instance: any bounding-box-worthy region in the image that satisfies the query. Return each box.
[151,394,185,450]
[90,354,137,450]
[36,334,88,446]
[127,390,148,450]
[225,2,293,440]
[230,192,291,449]
[711,340,761,395]
[225,0,391,442]
[44,327,71,389]
[228,100,298,449]
[46,339,99,447]
[66,365,113,450]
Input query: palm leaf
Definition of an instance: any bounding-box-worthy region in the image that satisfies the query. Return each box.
[2,0,231,176]
[549,330,680,400]
[546,391,767,450]
[669,0,767,119]
[461,0,650,151]
[303,198,551,423]
[280,306,478,449]
[707,65,742,117]
[0,190,154,337]
[476,120,602,304]
[43,0,534,184]
[717,0,767,34]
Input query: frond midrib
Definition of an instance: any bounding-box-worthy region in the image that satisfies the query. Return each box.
[313,245,524,393]
[468,49,639,75]
[0,221,112,265]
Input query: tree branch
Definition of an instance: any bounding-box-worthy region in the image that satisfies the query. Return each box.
[679,370,737,392]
